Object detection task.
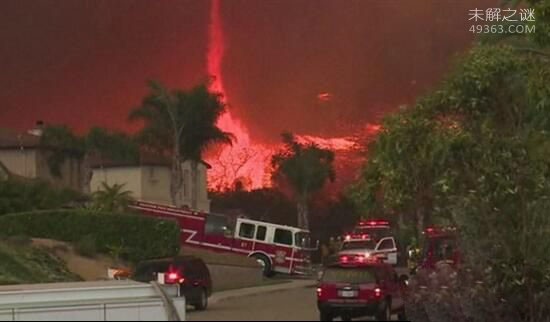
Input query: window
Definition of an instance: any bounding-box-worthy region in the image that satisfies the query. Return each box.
[256,226,267,241]
[377,238,395,250]
[274,229,293,246]
[322,268,377,284]
[205,214,229,236]
[239,223,256,239]
[295,232,312,249]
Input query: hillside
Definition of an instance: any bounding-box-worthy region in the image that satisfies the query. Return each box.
[0,239,81,285]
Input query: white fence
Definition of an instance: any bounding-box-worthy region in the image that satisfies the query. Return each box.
[0,281,185,321]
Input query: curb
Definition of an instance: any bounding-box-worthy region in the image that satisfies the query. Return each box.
[209,280,317,305]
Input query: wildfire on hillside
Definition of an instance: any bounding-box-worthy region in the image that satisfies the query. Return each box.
[205,0,380,191]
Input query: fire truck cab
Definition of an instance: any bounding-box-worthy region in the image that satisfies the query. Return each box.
[132,201,315,277]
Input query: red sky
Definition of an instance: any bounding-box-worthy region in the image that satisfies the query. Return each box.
[0,0,497,142]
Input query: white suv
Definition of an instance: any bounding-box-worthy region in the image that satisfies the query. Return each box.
[338,236,398,266]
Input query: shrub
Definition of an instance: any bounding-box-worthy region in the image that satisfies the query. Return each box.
[0,241,81,285]
[0,179,83,216]
[6,235,32,246]
[75,235,97,258]
[0,210,180,263]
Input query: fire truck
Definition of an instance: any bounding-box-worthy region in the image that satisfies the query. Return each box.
[130,201,316,276]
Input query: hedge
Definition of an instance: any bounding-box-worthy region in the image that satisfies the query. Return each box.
[0,210,180,263]
[0,179,83,216]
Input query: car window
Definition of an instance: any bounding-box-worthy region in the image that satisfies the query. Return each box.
[342,240,376,250]
[239,222,256,239]
[322,267,377,284]
[377,238,395,250]
[256,226,267,241]
[133,262,170,282]
[187,260,204,277]
[274,229,293,246]
[195,260,209,276]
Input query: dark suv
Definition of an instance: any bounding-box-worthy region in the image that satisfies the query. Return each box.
[317,256,407,321]
[132,256,213,311]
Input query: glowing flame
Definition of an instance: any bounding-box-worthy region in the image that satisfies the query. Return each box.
[205,0,380,191]
[206,0,272,190]
[295,135,357,151]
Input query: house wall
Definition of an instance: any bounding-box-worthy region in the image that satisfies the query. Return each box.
[140,166,172,205]
[35,150,82,191]
[180,162,210,212]
[0,149,38,178]
[0,148,82,191]
[90,167,143,199]
[90,162,211,212]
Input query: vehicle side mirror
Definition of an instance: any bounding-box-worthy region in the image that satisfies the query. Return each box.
[317,270,323,282]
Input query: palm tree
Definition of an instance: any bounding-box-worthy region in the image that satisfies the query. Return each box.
[40,125,139,194]
[271,132,335,230]
[92,182,133,212]
[129,80,233,208]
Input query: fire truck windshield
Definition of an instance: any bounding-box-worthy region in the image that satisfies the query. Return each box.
[295,232,312,249]
[342,240,376,250]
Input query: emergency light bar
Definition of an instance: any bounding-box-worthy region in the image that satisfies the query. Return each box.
[339,254,380,265]
[344,234,371,241]
[423,226,457,235]
[358,219,390,227]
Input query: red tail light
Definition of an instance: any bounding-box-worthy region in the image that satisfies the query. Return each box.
[374,287,382,298]
[317,287,322,297]
[165,271,185,284]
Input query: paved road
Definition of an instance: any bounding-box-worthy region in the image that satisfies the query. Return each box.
[187,268,410,321]
[187,286,318,321]
[187,285,393,321]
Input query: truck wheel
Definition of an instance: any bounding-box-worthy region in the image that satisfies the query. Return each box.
[193,288,208,311]
[253,254,273,277]
[320,311,333,321]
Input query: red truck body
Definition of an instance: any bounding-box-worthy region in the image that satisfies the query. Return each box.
[131,201,314,275]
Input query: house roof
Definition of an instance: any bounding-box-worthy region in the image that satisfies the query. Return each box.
[0,128,40,149]
[89,152,170,169]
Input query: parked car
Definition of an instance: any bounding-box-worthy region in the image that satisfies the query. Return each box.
[317,255,408,321]
[132,256,213,311]
[339,236,399,266]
